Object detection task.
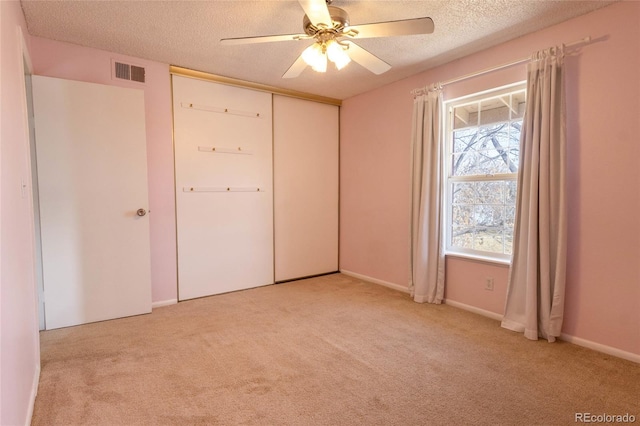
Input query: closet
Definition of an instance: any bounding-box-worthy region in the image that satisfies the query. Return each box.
[172,74,339,300]
[273,95,339,282]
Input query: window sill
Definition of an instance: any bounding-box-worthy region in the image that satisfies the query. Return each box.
[444,251,511,267]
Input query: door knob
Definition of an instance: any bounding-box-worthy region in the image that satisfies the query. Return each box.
[136,208,147,217]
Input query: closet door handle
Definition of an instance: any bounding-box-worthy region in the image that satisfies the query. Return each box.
[136,208,147,217]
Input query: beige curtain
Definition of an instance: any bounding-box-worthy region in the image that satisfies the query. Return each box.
[501,47,568,342]
[410,85,445,304]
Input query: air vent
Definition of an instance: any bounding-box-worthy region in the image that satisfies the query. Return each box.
[130,65,145,83]
[112,60,145,83]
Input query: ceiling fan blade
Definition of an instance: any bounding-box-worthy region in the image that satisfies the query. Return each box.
[221,33,308,45]
[282,54,308,79]
[344,41,391,75]
[347,17,434,39]
[298,0,332,28]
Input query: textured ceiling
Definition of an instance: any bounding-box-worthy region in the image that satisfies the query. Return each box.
[21,0,615,100]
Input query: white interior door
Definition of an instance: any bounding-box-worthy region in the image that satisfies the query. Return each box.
[173,76,274,300]
[273,95,339,281]
[32,75,152,330]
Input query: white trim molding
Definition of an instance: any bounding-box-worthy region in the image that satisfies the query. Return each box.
[444,299,640,364]
[340,272,639,364]
[26,363,40,426]
[443,299,503,321]
[339,270,409,294]
[152,299,178,309]
[560,333,640,364]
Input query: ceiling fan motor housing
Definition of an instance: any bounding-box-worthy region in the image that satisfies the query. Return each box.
[303,6,350,35]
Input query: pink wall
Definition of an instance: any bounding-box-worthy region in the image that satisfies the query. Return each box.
[340,1,640,356]
[30,37,177,304]
[0,2,41,424]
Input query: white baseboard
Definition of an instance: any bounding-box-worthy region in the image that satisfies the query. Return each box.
[341,271,640,364]
[443,299,503,321]
[339,270,409,294]
[26,362,40,426]
[560,333,640,364]
[444,299,639,363]
[152,299,177,309]
[443,300,639,363]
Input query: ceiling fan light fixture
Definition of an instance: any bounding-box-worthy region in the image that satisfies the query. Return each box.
[326,39,351,70]
[312,54,328,72]
[302,40,351,73]
[302,42,327,72]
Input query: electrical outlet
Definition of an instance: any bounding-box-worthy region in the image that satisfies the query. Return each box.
[485,277,494,291]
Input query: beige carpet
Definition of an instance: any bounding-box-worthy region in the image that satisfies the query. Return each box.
[32,273,639,425]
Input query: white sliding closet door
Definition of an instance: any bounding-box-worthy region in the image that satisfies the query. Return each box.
[273,95,339,282]
[173,76,274,300]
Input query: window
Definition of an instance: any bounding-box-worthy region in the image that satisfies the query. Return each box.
[444,84,526,261]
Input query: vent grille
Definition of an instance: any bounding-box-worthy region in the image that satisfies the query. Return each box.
[114,62,131,80]
[131,65,145,83]
[113,61,145,83]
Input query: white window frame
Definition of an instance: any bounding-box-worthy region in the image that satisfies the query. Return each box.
[443,82,527,263]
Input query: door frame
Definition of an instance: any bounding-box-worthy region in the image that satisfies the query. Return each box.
[18,28,46,331]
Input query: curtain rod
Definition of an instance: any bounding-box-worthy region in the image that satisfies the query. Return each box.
[411,36,591,96]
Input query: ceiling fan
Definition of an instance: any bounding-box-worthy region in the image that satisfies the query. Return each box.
[220,0,434,78]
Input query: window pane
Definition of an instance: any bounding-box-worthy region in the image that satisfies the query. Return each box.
[477,148,511,174]
[507,147,519,171]
[452,152,478,176]
[473,227,504,253]
[505,206,516,228]
[481,123,511,147]
[476,181,503,204]
[475,205,504,227]
[452,182,475,205]
[452,228,474,249]
[453,128,477,153]
[505,181,517,205]
[504,229,514,255]
[452,205,474,228]
[453,124,517,176]
[508,121,522,171]
[509,121,522,146]
[453,105,477,130]
[479,97,510,126]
